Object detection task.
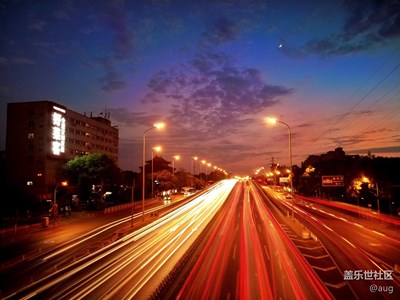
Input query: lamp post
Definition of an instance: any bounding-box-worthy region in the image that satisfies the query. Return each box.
[206,162,211,183]
[362,177,380,213]
[131,178,135,227]
[191,156,198,187]
[172,155,180,176]
[201,160,206,181]
[53,180,67,225]
[152,146,162,198]
[266,117,294,218]
[53,186,58,226]
[142,123,165,220]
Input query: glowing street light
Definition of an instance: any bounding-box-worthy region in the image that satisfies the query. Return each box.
[362,176,380,213]
[266,116,294,217]
[142,122,165,220]
[152,146,162,198]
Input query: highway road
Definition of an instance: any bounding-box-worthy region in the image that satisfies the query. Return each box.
[1,179,399,299]
[258,182,400,299]
[1,179,237,299]
[0,201,177,298]
[177,180,331,299]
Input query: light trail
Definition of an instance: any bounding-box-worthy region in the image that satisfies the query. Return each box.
[178,181,331,300]
[10,179,238,300]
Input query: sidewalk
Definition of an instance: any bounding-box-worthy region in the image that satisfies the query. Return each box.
[0,210,106,265]
[0,198,164,264]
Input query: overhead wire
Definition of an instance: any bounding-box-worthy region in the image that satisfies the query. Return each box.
[295,46,400,159]
[334,79,400,133]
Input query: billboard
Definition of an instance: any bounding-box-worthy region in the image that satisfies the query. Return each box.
[51,105,66,156]
[322,175,344,187]
[279,177,289,183]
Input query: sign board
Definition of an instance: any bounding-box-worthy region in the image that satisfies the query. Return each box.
[322,175,344,187]
[279,177,289,183]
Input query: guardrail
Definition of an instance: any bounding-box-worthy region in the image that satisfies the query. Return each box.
[103,203,134,214]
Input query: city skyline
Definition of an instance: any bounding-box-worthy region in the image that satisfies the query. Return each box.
[1,0,399,175]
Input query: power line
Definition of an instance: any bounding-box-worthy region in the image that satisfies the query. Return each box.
[296,62,400,157]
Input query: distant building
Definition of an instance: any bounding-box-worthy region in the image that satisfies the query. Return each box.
[5,100,119,200]
[140,155,172,173]
[302,147,346,168]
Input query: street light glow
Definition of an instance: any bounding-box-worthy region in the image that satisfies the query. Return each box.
[153,146,162,152]
[142,122,165,220]
[266,117,277,125]
[265,115,294,218]
[154,122,165,129]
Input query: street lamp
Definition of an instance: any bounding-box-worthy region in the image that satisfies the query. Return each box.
[266,117,294,218]
[192,156,198,187]
[152,146,162,198]
[142,122,165,220]
[53,180,67,225]
[172,155,180,176]
[362,176,380,213]
[206,162,211,183]
[201,160,206,181]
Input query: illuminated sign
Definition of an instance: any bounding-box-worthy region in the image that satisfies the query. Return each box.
[51,106,66,156]
[322,175,344,187]
[279,177,289,183]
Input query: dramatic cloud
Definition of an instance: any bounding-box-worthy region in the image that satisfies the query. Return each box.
[143,51,292,139]
[348,146,400,155]
[109,108,164,128]
[98,67,127,92]
[294,0,400,56]
[94,2,135,91]
[102,3,134,61]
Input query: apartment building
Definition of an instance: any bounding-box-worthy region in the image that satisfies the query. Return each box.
[6,100,119,200]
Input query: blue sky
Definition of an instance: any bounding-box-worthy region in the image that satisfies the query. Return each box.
[1,0,399,175]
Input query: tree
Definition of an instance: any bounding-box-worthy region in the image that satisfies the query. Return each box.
[152,170,175,192]
[63,153,121,202]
